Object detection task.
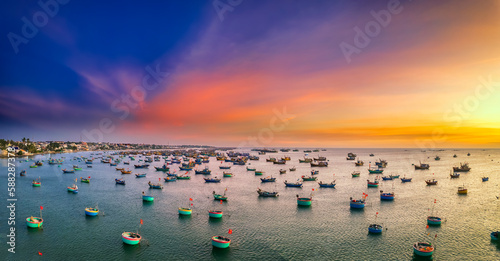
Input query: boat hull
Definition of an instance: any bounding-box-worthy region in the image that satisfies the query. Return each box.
[85,209,99,216]
[491,232,499,240]
[427,217,442,226]
[208,211,223,218]
[297,198,312,206]
[142,195,154,202]
[26,217,43,228]
[350,201,365,209]
[413,243,434,257]
[212,237,231,248]
[178,208,192,215]
[368,226,383,234]
[380,195,395,200]
[122,232,141,245]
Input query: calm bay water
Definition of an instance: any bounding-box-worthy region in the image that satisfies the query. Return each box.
[1,148,499,260]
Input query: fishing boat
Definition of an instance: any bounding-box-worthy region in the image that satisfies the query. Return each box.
[427,216,442,226]
[257,188,279,197]
[350,197,366,209]
[368,224,383,234]
[135,173,147,178]
[314,156,326,161]
[255,170,264,175]
[266,157,277,162]
[32,179,41,187]
[166,172,178,177]
[195,167,211,175]
[212,236,231,248]
[434,156,440,161]
[179,166,193,171]
[296,195,312,206]
[246,166,256,171]
[299,157,313,163]
[84,207,99,216]
[450,172,460,178]
[134,164,150,169]
[62,169,75,173]
[122,232,141,245]
[148,181,162,189]
[115,179,126,185]
[491,231,499,240]
[310,161,328,167]
[351,171,360,177]
[164,176,177,182]
[413,242,434,257]
[223,172,233,177]
[453,162,471,172]
[177,175,191,180]
[261,176,276,182]
[380,191,395,200]
[311,170,319,175]
[458,185,467,194]
[289,166,296,171]
[425,179,438,185]
[124,161,130,165]
[208,210,223,218]
[467,152,471,156]
[284,180,303,187]
[155,165,170,171]
[401,177,412,182]
[35,161,43,166]
[355,160,364,166]
[213,190,228,201]
[368,167,383,174]
[415,162,430,170]
[367,179,379,187]
[26,216,43,228]
[20,170,26,176]
[302,175,317,181]
[369,153,375,156]
[142,192,154,202]
[382,176,393,181]
[110,162,117,166]
[67,184,78,192]
[453,154,457,158]
[87,165,93,168]
[482,177,489,182]
[30,164,37,168]
[318,181,336,188]
[279,169,287,174]
[178,207,192,215]
[204,177,221,183]
[389,174,400,179]
[219,165,231,169]
[375,159,388,168]
[282,156,291,161]
[80,177,90,183]
[273,160,286,165]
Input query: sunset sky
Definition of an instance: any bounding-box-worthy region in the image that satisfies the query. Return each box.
[1,0,500,148]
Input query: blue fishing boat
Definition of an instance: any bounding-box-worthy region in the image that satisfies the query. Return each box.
[164,176,177,182]
[491,231,499,240]
[318,181,336,188]
[166,172,178,177]
[311,170,319,175]
[368,224,383,234]
[115,178,125,185]
[195,167,211,175]
[284,180,303,187]
[219,165,231,169]
[261,176,276,182]
[85,207,99,216]
[413,242,434,257]
[401,177,412,182]
[20,170,26,176]
[62,169,75,174]
[134,164,150,169]
[380,191,395,200]
[204,177,221,183]
[350,195,367,209]
[368,167,383,174]
[179,166,193,171]
[148,181,163,189]
[135,173,147,178]
[482,177,489,182]
[382,176,393,181]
